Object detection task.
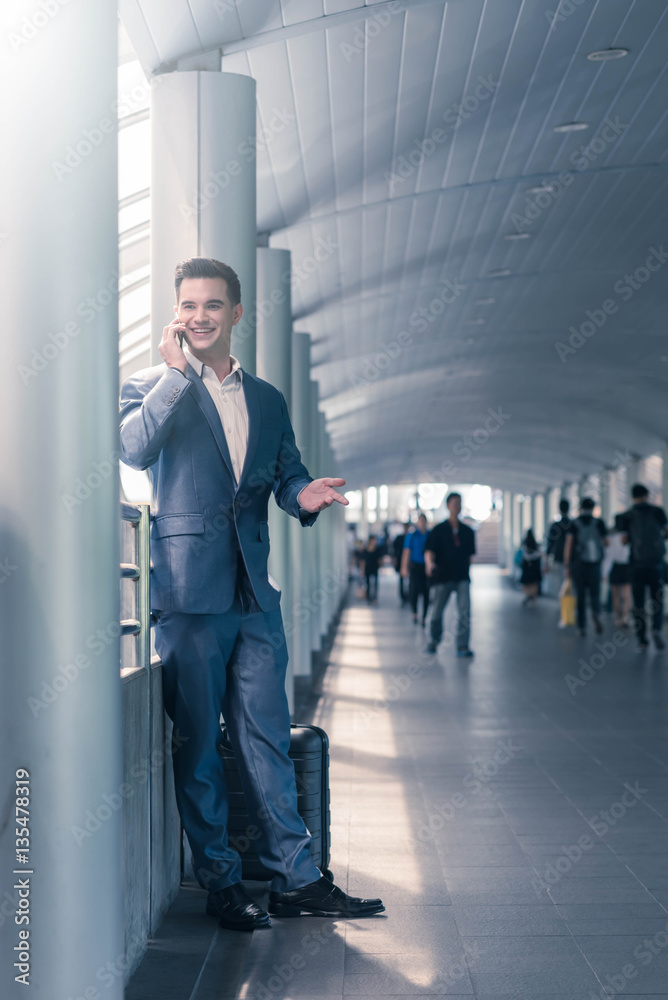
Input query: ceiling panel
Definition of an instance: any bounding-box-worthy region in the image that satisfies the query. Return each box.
[122,0,668,491]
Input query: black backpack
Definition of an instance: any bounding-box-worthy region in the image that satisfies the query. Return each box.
[574,516,604,564]
[628,506,665,566]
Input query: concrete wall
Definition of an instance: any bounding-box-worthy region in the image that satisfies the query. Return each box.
[121,656,181,982]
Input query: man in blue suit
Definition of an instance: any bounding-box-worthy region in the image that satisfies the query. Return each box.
[120,258,383,930]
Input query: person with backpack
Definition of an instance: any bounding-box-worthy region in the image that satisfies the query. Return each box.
[546,498,571,621]
[618,484,668,651]
[563,497,608,636]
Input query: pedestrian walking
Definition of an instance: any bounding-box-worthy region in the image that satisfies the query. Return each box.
[618,484,668,651]
[422,493,476,657]
[401,513,430,626]
[563,497,607,637]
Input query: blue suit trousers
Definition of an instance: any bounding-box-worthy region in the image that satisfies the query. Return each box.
[153,583,320,894]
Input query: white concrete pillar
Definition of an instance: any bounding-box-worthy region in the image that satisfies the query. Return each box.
[359,489,370,542]
[662,448,668,509]
[309,381,322,652]
[522,495,532,537]
[317,411,330,639]
[624,455,641,506]
[151,71,257,371]
[256,248,295,711]
[512,494,522,550]
[600,468,614,526]
[291,334,314,684]
[533,493,545,544]
[500,490,513,568]
[565,481,579,513]
[0,3,123,996]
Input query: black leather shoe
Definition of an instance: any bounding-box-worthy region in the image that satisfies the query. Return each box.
[269,876,384,918]
[205,883,271,931]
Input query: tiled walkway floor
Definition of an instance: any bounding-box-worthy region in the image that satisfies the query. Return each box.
[129,565,668,999]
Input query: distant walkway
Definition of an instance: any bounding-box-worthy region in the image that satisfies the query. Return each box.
[128,565,668,999]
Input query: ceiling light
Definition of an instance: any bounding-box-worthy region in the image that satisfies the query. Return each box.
[587,48,629,61]
[526,183,556,194]
[475,298,495,305]
[554,121,589,133]
[505,232,530,240]
[488,268,511,277]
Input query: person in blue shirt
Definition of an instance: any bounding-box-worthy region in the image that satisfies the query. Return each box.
[401,513,430,626]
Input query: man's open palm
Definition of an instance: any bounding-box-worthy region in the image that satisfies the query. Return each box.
[299,478,348,513]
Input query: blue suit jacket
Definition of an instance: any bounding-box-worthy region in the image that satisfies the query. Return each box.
[119,363,317,614]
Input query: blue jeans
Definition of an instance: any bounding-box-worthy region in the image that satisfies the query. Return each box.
[429,580,471,651]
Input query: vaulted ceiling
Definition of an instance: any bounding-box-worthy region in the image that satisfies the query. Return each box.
[120,0,668,491]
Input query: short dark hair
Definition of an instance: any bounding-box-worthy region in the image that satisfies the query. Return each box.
[580,496,595,511]
[174,257,241,306]
[559,498,569,514]
[446,492,461,505]
[631,483,649,499]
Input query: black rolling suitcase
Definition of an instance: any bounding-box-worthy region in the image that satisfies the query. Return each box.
[218,723,333,881]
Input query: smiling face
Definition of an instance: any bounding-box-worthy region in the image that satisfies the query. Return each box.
[175,276,243,358]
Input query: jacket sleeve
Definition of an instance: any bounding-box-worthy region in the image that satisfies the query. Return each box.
[272,392,319,526]
[119,367,193,470]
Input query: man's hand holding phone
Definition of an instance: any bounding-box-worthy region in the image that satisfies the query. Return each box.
[159,318,188,374]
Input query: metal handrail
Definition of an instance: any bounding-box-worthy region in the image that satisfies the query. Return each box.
[120,502,151,674]
[121,500,142,524]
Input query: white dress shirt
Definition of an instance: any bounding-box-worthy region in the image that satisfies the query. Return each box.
[182,347,249,484]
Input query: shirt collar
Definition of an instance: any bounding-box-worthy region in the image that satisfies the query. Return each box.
[183,346,243,383]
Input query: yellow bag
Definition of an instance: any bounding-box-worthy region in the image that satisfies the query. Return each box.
[560,579,576,626]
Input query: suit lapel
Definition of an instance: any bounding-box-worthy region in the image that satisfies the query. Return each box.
[239,374,261,487]
[183,366,234,479]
